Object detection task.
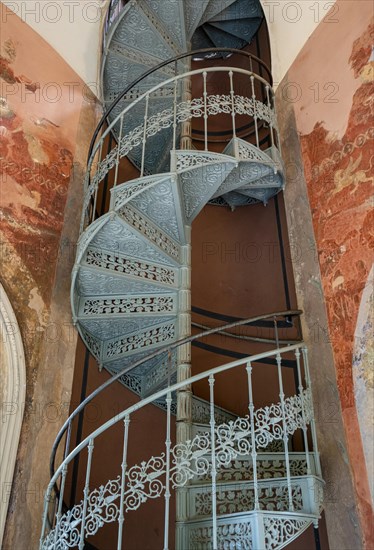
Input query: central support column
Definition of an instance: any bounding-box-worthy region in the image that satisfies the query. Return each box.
[180,71,193,150]
[176,229,192,548]
[175,56,193,548]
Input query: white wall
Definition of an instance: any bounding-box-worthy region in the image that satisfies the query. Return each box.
[2,0,337,90]
[1,0,109,88]
[261,0,338,85]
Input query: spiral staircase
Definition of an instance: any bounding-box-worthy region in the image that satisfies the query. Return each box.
[40,1,324,548]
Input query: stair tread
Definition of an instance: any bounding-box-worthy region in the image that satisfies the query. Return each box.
[113,3,177,59]
[184,0,210,39]
[209,0,263,22]
[141,0,187,51]
[209,18,262,44]
[88,214,181,267]
[200,0,237,26]
[124,179,184,242]
[203,23,247,50]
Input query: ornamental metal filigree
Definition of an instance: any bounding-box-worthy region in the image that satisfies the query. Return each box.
[263,516,312,549]
[85,92,277,202]
[192,484,303,517]
[84,247,178,286]
[118,205,181,261]
[80,295,176,316]
[105,321,176,358]
[189,520,252,550]
[42,390,314,548]
[254,389,313,448]
[197,457,308,483]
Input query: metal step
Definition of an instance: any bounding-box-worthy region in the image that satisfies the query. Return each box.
[178,511,316,550]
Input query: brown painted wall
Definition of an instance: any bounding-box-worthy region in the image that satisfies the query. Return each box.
[0,3,100,548]
[276,1,373,547]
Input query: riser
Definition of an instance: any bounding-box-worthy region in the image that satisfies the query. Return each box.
[188,453,316,485]
[177,476,323,525]
[177,512,315,550]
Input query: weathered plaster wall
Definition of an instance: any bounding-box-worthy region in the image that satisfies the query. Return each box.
[276,1,373,547]
[353,265,374,507]
[0,3,100,548]
[1,0,106,86]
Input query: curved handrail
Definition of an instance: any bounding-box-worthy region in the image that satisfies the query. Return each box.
[191,321,300,345]
[50,338,304,489]
[83,64,277,229]
[89,47,272,165]
[42,324,324,548]
[50,309,301,481]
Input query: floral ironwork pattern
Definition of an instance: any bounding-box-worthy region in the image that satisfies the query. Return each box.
[189,520,252,549]
[85,92,277,204]
[84,247,178,287]
[42,389,314,548]
[263,516,312,549]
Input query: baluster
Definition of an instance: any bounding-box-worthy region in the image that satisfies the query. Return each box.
[172,73,178,152]
[167,349,172,387]
[117,415,130,550]
[246,361,259,510]
[295,348,311,474]
[249,55,254,73]
[229,71,236,138]
[209,374,218,550]
[265,85,275,148]
[203,71,208,151]
[302,346,322,477]
[114,114,124,187]
[250,75,259,148]
[163,392,172,550]
[141,94,149,177]
[53,464,68,545]
[78,439,95,550]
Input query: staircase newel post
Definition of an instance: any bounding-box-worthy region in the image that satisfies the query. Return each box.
[252,512,266,550]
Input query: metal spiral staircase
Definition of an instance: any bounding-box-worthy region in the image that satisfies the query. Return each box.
[40,1,324,548]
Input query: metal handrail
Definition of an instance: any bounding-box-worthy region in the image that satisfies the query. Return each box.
[50,332,302,488]
[83,64,277,229]
[89,47,272,165]
[191,321,300,345]
[42,322,324,548]
[50,309,301,481]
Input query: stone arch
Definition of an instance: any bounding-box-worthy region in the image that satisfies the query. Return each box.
[0,283,26,544]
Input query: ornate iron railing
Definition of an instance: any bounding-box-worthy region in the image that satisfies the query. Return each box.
[40,330,322,549]
[50,310,302,488]
[83,49,275,229]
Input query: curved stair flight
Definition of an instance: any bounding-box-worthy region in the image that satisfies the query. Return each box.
[40,0,325,548]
